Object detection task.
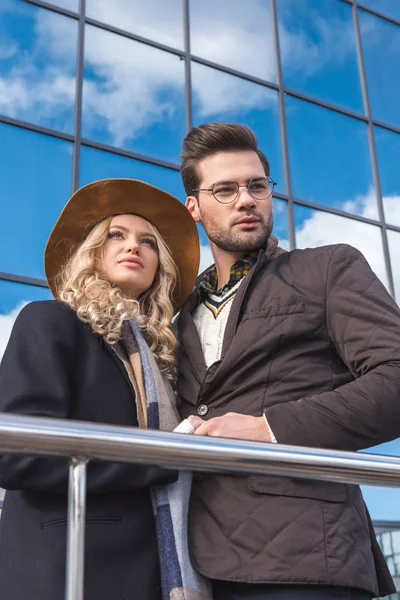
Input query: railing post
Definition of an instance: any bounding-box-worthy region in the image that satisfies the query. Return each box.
[65,458,88,600]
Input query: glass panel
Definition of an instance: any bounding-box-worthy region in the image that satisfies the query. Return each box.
[0,123,73,279]
[294,204,389,290]
[273,199,290,251]
[0,0,77,133]
[375,127,400,227]
[86,0,184,49]
[192,63,284,193]
[286,97,377,219]
[387,230,400,301]
[189,0,275,81]
[82,25,185,163]
[381,533,394,557]
[199,242,213,274]
[80,145,185,200]
[47,0,79,11]
[359,0,400,21]
[363,438,400,522]
[393,531,400,553]
[359,10,400,128]
[278,0,363,113]
[0,280,52,360]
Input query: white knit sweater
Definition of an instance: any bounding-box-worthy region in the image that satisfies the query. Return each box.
[192,279,243,368]
[192,278,277,442]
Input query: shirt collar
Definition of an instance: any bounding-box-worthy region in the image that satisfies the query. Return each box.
[199,250,259,297]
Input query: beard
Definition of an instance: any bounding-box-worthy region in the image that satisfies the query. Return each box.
[201,209,274,253]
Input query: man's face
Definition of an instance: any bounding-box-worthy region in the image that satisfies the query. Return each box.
[186,150,273,254]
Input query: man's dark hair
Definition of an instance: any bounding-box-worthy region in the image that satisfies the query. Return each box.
[180,122,270,196]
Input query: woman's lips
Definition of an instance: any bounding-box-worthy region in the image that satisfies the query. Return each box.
[118,259,143,268]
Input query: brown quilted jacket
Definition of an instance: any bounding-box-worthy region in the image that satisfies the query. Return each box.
[177,239,400,597]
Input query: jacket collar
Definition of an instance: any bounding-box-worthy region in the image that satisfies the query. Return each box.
[179,234,286,379]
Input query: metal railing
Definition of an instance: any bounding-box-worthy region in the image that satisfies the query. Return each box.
[1,413,400,599]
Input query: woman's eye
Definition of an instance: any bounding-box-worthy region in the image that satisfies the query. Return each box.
[108,230,124,239]
[140,238,156,248]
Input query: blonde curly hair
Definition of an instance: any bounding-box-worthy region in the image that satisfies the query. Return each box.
[56,215,179,380]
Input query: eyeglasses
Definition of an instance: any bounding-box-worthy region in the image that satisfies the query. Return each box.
[192,176,276,204]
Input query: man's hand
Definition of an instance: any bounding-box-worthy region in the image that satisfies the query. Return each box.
[187,412,272,442]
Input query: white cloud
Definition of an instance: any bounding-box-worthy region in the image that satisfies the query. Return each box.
[291,190,400,297]
[0,0,366,144]
[199,244,214,274]
[0,302,28,361]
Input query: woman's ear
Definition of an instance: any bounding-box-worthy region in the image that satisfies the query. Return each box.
[185,195,201,223]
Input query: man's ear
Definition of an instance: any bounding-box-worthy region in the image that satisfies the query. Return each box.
[186,195,201,223]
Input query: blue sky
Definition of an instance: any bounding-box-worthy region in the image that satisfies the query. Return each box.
[1,0,400,521]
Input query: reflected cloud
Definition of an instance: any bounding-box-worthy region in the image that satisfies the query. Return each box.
[0,0,371,149]
[199,245,214,274]
[290,189,400,294]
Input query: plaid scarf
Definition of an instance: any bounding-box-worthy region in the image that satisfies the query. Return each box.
[199,250,258,297]
[113,320,212,600]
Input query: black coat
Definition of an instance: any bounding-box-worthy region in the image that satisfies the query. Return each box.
[0,300,177,600]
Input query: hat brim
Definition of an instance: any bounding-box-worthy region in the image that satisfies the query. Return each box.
[44,178,199,312]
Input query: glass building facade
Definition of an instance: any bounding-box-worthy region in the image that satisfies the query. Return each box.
[1,1,400,595]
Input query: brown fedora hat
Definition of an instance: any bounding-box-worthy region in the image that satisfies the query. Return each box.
[44,178,199,311]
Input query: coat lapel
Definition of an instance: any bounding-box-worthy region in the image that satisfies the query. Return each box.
[221,234,286,359]
[178,290,207,383]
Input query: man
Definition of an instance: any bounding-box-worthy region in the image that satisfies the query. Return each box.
[177,122,400,600]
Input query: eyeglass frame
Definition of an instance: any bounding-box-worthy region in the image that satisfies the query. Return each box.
[191,176,277,204]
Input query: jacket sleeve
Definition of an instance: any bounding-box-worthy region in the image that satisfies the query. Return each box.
[266,244,400,451]
[0,301,176,493]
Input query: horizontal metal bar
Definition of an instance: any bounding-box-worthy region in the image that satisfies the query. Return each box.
[357,2,400,27]
[0,273,49,288]
[0,115,75,142]
[23,0,79,19]
[85,17,185,57]
[80,139,180,171]
[1,413,400,487]
[283,87,368,122]
[292,196,384,227]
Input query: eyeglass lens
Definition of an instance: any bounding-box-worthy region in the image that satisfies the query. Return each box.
[212,177,273,203]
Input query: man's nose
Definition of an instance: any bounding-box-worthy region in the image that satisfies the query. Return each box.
[235,186,256,209]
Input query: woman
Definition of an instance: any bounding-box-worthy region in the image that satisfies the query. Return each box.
[0,179,210,600]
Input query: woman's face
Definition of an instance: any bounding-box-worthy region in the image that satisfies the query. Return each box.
[101,214,159,297]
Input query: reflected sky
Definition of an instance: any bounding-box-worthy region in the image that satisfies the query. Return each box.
[0,123,72,279]
[0,280,52,359]
[272,199,290,250]
[359,9,400,129]
[190,0,275,81]
[192,63,284,194]
[362,437,400,521]
[0,0,77,133]
[359,0,400,22]
[388,231,400,302]
[286,97,378,219]
[82,25,186,164]
[294,204,390,291]
[86,0,184,50]
[375,127,400,227]
[278,0,363,113]
[47,0,78,11]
